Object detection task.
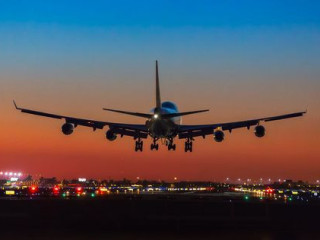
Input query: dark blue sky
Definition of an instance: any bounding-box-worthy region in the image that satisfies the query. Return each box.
[1,1,319,27]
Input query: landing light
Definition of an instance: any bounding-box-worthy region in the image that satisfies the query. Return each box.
[153,114,159,119]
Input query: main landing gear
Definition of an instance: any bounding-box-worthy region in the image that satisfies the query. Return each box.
[167,138,176,151]
[135,139,143,152]
[185,138,193,152]
[150,138,159,151]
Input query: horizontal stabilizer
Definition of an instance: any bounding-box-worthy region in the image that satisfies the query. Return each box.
[103,108,153,118]
[162,109,209,119]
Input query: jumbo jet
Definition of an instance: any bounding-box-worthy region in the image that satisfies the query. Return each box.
[14,61,306,152]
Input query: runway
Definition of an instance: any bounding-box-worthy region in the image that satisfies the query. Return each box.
[0,192,319,239]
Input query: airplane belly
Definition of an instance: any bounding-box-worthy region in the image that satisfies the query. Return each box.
[149,120,175,138]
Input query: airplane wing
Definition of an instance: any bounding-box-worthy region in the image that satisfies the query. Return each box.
[13,101,148,138]
[178,111,306,139]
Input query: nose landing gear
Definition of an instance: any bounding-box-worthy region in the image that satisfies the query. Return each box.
[150,138,159,151]
[185,138,193,152]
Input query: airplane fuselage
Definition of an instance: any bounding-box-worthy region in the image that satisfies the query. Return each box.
[147,101,180,138]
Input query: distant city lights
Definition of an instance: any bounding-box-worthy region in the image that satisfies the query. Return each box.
[0,171,23,178]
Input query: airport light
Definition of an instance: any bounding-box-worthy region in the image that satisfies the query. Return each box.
[76,187,83,194]
[29,186,38,194]
[53,186,60,195]
[5,190,15,195]
[153,114,158,119]
[265,187,274,194]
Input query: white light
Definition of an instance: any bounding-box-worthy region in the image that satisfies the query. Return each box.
[13,173,17,176]
[78,178,86,182]
[4,172,8,176]
[10,177,18,182]
[153,114,158,119]
[18,173,22,176]
[9,172,13,176]
[0,172,3,175]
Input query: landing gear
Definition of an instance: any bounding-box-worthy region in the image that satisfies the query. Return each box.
[150,138,159,151]
[135,139,143,152]
[167,138,176,151]
[185,138,193,152]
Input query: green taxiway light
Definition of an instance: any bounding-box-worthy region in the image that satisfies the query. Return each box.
[91,193,95,197]
[244,195,249,200]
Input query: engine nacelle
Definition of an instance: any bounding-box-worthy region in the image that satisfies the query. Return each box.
[214,130,225,142]
[255,125,266,138]
[61,123,74,135]
[106,129,117,141]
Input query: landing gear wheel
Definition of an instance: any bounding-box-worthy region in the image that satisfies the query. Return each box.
[150,143,159,151]
[167,138,176,151]
[168,144,176,151]
[151,139,159,151]
[135,140,143,152]
[184,139,193,152]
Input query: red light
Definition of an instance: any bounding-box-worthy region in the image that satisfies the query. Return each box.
[266,187,274,193]
[76,187,82,192]
[29,186,38,193]
[53,186,59,192]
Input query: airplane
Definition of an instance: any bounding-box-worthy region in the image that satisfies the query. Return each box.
[14,61,306,152]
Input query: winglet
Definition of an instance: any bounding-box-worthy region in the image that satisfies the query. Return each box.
[13,100,20,110]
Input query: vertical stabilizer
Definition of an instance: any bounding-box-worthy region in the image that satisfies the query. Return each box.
[155,60,161,109]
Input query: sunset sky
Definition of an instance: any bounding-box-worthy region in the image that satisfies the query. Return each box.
[0,1,319,181]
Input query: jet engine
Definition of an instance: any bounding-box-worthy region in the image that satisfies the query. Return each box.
[61,123,74,135]
[214,130,225,142]
[255,125,266,138]
[106,129,117,141]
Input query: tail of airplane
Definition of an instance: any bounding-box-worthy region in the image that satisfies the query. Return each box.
[155,60,161,111]
[103,60,209,119]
